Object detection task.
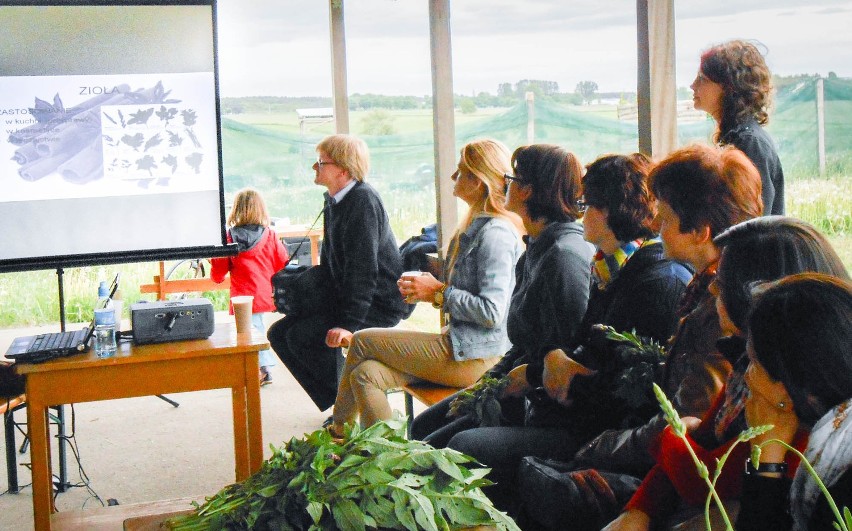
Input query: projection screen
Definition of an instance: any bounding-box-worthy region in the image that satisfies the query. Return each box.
[0,0,232,272]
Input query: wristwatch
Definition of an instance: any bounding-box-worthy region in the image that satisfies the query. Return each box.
[432,284,447,309]
[745,458,787,475]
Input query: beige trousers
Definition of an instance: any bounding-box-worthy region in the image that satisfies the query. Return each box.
[332,327,499,428]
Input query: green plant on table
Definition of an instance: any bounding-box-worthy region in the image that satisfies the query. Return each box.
[167,418,520,531]
[652,383,851,531]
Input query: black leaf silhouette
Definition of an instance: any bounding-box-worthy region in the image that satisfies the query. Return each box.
[162,154,178,174]
[144,133,162,151]
[121,133,145,150]
[185,152,203,174]
[156,105,178,124]
[167,130,183,147]
[136,154,157,176]
[181,109,197,127]
[127,108,155,125]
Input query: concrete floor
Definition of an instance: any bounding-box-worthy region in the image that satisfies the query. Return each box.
[0,313,420,530]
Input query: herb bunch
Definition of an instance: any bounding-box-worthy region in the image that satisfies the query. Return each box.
[602,326,668,409]
[167,418,520,530]
[447,375,509,428]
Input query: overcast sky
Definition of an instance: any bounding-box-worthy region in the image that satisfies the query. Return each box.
[216,0,852,97]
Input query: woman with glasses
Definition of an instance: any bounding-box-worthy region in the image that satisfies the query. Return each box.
[691,39,784,215]
[411,144,593,448]
[446,151,693,512]
[517,144,763,531]
[328,139,523,435]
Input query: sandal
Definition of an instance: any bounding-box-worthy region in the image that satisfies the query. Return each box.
[259,368,273,386]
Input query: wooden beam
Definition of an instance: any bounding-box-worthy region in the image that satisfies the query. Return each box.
[429,0,457,255]
[329,0,350,134]
[636,0,677,158]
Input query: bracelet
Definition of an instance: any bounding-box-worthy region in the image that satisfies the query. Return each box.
[745,458,787,475]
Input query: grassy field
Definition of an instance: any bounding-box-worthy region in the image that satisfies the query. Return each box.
[2,95,850,328]
[1,178,849,329]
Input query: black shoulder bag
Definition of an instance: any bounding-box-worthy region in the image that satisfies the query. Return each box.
[271,209,333,316]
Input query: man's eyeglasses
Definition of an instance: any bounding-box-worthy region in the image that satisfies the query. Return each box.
[316,158,337,168]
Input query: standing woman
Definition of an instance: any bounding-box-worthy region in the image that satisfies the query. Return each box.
[692,39,785,215]
[211,188,289,384]
[330,139,524,433]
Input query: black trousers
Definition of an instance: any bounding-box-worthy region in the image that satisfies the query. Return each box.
[268,311,401,412]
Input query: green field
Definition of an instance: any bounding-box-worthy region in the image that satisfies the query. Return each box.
[2,81,850,328]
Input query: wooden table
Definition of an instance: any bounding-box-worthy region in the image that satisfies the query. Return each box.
[15,323,269,531]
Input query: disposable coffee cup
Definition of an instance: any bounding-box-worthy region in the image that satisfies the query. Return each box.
[400,271,422,303]
[231,296,254,334]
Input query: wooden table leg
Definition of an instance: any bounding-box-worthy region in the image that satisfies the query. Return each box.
[231,383,250,481]
[245,353,263,472]
[28,401,53,531]
[231,350,263,481]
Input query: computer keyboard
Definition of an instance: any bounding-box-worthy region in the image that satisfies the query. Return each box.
[30,332,77,352]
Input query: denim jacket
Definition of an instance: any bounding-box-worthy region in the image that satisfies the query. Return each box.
[444,215,522,361]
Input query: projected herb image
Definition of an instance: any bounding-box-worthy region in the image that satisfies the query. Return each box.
[6,80,209,189]
[102,97,206,188]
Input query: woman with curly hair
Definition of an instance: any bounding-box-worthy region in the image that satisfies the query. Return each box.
[692,39,785,215]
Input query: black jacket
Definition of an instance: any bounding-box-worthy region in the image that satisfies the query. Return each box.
[721,118,785,215]
[321,181,407,332]
[525,241,693,433]
[527,240,692,389]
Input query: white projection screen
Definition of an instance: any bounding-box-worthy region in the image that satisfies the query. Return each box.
[0,0,231,272]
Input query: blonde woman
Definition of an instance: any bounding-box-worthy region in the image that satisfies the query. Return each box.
[330,139,524,433]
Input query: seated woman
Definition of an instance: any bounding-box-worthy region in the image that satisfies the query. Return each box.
[447,152,693,511]
[605,217,850,531]
[411,144,593,448]
[737,274,852,531]
[329,139,523,433]
[516,143,763,531]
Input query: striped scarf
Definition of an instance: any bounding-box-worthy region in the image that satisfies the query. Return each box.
[591,237,653,290]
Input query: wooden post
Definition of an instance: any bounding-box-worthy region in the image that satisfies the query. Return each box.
[429,0,457,256]
[636,0,677,158]
[817,77,826,176]
[526,91,535,144]
[329,0,350,134]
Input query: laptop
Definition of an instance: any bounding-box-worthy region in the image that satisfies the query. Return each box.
[5,273,120,363]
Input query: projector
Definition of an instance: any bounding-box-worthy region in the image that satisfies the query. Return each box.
[130,298,215,345]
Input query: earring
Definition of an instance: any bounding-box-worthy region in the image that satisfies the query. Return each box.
[777,401,786,410]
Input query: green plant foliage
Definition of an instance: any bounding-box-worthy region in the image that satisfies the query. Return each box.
[167,419,520,531]
[447,376,509,427]
[653,383,851,531]
[602,326,668,410]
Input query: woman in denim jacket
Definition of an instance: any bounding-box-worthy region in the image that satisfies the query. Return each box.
[330,139,523,433]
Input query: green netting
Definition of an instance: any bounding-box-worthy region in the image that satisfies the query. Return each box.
[680,77,852,180]
[222,77,852,237]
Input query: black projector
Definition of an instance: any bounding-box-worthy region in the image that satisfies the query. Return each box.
[130,298,215,345]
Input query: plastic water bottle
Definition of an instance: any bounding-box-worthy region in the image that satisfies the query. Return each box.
[94,281,116,357]
[93,308,117,358]
[97,281,113,311]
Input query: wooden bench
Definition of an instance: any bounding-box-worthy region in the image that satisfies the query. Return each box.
[51,495,202,530]
[2,393,27,493]
[399,382,462,438]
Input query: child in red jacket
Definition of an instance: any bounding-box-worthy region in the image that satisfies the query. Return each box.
[211,188,289,385]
